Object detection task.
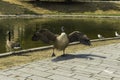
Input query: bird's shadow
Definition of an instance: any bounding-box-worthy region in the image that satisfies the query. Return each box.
[52,53,106,62]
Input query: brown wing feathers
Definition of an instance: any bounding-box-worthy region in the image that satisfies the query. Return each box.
[68,31,91,45]
[32,29,91,45]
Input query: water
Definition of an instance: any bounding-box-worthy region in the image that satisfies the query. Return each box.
[0,18,120,53]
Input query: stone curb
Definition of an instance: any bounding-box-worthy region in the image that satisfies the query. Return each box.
[0,15,120,19]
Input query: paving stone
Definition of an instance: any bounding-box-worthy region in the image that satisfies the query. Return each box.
[73,65,101,74]
[0,75,16,80]
[113,77,120,80]
[48,74,77,80]
[25,65,49,72]
[73,75,97,80]
[87,65,106,71]
[8,70,32,78]
[0,43,120,80]
[99,63,120,70]
[17,68,53,77]
[114,70,120,75]
[27,75,51,80]
[46,68,74,77]
[0,70,14,76]
[73,70,93,77]
[11,77,26,80]
[92,74,112,80]
[100,71,120,78]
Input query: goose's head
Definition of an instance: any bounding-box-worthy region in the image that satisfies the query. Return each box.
[69,31,91,46]
[32,29,48,41]
[6,31,11,38]
[6,31,10,35]
[32,29,56,44]
[61,26,65,32]
[79,34,91,46]
[76,32,91,46]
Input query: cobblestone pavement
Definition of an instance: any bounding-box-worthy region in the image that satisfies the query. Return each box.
[0,43,120,80]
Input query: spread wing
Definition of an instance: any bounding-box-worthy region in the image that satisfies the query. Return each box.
[68,31,91,46]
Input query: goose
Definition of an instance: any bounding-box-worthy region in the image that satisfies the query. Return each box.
[6,31,21,52]
[32,27,91,57]
[115,31,120,37]
[97,34,104,39]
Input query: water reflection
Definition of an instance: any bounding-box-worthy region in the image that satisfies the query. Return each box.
[0,18,120,53]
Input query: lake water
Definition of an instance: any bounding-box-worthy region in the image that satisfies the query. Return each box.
[0,18,120,53]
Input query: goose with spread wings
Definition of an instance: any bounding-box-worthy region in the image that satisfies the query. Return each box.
[32,27,91,57]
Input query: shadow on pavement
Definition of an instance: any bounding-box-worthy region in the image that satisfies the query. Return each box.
[52,53,106,62]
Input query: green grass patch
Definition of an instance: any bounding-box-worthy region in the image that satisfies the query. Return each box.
[0,1,120,15]
[26,1,120,15]
[0,1,36,15]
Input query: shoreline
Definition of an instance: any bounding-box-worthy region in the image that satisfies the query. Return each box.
[0,14,120,19]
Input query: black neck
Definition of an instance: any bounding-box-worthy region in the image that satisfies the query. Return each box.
[8,32,11,41]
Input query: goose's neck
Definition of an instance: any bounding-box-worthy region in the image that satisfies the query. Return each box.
[8,32,11,41]
[61,26,64,32]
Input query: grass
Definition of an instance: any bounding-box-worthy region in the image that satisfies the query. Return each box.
[3,0,53,14]
[1,0,120,15]
[0,39,120,70]
[26,1,120,15]
[0,0,36,15]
